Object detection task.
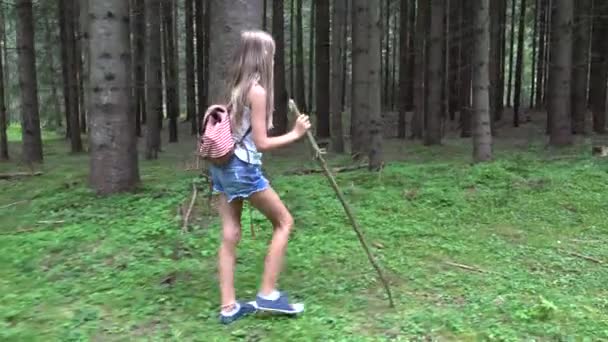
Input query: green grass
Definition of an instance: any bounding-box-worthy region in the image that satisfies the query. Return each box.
[1,126,608,341]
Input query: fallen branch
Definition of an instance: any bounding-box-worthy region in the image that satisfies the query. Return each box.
[0,171,43,180]
[564,250,604,264]
[444,261,489,274]
[36,220,65,225]
[289,99,395,308]
[0,225,62,236]
[0,200,28,210]
[570,239,604,244]
[284,163,367,176]
[182,181,198,233]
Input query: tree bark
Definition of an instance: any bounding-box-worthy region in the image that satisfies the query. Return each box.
[208,0,263,104]
[506,0,516,107]
[513,0,527,127]
[473,0,492,162]
[398,0,409,138]
[535,0,548,108]
[89,0,140,194]
[272,0,288,135]
[425,0,444,146]
[0,2,8,122]
[0,23,6,161]
[289,0,295,97]
[145,0,162,159]
[330,0,346,152]
[315,0,330,138]
[496,0,507,118]
[16,0,43,163]
[351,0,370,156]
[368,0,383,169]
[163,0,178,143]
[59,0,83,152]
[133,0,146,135]
[571,0,591,134]
[44,13,62,129]
[548,0,574,146]
[530,0,539,108]
[382,0,390,109]
[460,0,473,138]
[308,1,315,114]
[295,0,307,112]
[195,0,206,124]
[490,0,502,122]
[589,0,608,134]
[75,0,87,134]
[412,0,428,139]
[185,0,196,134]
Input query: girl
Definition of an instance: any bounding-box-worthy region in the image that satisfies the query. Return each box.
[210,30,311,324]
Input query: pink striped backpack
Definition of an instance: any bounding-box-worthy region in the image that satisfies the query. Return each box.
[198,104,250,166]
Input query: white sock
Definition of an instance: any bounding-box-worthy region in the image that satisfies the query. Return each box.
[258,290,280,301]
[221,302,240,316]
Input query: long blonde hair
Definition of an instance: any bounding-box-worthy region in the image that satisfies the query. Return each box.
[226,30,275,130]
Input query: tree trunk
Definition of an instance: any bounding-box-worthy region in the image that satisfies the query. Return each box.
[59,0,83,152]
[351,0,371,157]
[406,0,416,111]
[382,0,390,110]
[460,0,473,137]
[496,0,507,118]
[448,0,463,123]
[208,0,263,103]
[589,1,608,133]
[368,0,383,169]
[145,0,162,159]
[195,0,206,125]
[571,0,591,134]
[163,0,178,142]
[0,26,6,161]
[398,0,409,138]
[89,0,140,194]
[308,1,315,114]
[272,0,288,135]
[59,0,71,138]
[16,0,43,163]
[513,0,527,127]
[44,13,62,129]
[548,0,574,146]
[330,0,346,152]
[263,0,267,31]
[133,0,146,136]
[506,0,516,107]
[0,2,8,121]
[425,0,444,146]
[289,0,295,97]
[315,0,330,138]
[185,0,196,135]
[80,0,91,132]
[74,0,86,134]
[203,0,210,107]
[543,0,553,113]
[535,0,548,108]
[391,9,398,110]
[530,0,539,108]
[490,0,502,122]
[412,0,429,139]
[295,0,307,112]
[473,0,492,162]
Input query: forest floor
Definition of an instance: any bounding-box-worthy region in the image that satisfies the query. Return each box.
[1,116,608,341]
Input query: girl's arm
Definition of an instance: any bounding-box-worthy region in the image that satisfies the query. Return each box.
[249,85,310,152]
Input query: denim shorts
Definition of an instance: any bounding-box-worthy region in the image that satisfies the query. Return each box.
[209,155,269,202]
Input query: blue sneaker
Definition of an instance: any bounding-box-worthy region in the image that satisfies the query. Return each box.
[219,301,257,325]
[255,292,304,314]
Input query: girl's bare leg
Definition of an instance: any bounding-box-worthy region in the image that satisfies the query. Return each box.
[217,194,244,309]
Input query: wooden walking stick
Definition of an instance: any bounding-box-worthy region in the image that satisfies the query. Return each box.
[288,99,395,308]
